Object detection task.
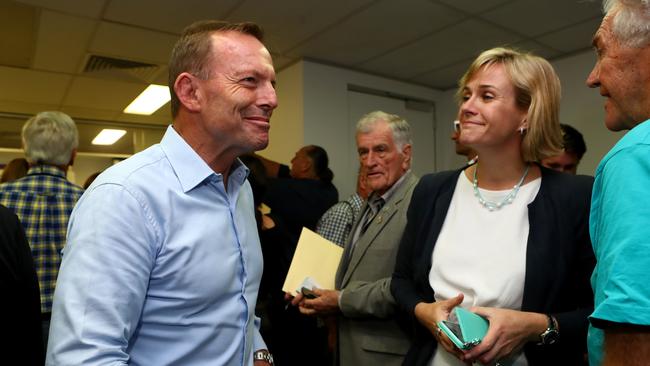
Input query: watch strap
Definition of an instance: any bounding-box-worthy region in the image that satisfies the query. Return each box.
[538,314,559,345]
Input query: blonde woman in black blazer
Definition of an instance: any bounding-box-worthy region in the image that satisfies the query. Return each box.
[391,47,595,366]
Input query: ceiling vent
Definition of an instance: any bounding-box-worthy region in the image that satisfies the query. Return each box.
[82,55,161,83]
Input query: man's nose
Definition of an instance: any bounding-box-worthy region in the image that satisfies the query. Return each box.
[586,63,600,88]
[258,83,278,111]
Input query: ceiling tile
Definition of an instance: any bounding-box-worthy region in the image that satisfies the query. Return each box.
[537,17,601,53]
[59,106,121,122]
[15,0,106,18]
[480,0,602,37]
[226,0,375,54]
[0,66,71,104]
[115,111,170,126]
[0,100,60,117]
[0,0,617,145]
[272,55,298,72]
[416,61,472,90]
[104,0,240,34]
[63,76,145,111]
[89,21,178,64]
[0,1,37,68]
[435,0,513,14]
[151,66,171,85]
[33,10,95,73]
[510,40,561,60]
[361,18,523,80]
[286,0,464,65]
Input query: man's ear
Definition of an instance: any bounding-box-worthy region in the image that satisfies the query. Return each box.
[68,149,77,167]
[174,72,202,113]
[303,159,314,176]
[401,144,412,169]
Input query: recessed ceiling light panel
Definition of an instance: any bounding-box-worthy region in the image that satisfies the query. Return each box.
[92,129,127,145]
[124,84,170,115]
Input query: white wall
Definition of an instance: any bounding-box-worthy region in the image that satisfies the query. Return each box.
[435,89,468,170]
[300,61,448,198]
[258,61,304,166]
[72,154,118,187]
[552,50,626,175]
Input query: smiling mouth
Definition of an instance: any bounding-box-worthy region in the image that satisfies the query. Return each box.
[462,121,484,128]
[245,116,270,122]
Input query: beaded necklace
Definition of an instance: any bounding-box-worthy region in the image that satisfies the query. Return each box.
[473,163,530,211]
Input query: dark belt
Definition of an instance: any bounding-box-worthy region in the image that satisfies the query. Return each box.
[42,312,52,321]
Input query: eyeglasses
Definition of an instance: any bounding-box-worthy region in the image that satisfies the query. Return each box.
[453,120,460,133]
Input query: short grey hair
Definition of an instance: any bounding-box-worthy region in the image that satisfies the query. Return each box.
[604,0,650,47]
[22,111,79,166]
[356,110,412,150]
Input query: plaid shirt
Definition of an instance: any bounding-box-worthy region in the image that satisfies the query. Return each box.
[316,193,364,247]
[0,164,84,313]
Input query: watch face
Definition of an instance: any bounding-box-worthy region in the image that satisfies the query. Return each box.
[542,329,559,345]
[254,351,273,365]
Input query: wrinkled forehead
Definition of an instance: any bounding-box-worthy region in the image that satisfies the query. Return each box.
[357,122,395,144]
[209,32,272,62]
[592,16,610,48]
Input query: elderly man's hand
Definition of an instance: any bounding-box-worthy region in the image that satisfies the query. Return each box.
[296,288,341,316]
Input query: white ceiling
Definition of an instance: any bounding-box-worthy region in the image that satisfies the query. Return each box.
[0,0,603,153]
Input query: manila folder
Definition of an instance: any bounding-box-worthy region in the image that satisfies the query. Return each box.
[282,227,344,295]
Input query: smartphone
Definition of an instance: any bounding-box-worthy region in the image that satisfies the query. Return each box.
[301,287,318,299]
[436,308,488,350]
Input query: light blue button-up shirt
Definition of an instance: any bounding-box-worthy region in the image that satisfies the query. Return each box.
[46,126,266,365]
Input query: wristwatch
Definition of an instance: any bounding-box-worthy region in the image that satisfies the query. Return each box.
[254,350,274,365]
[538,314,559,345]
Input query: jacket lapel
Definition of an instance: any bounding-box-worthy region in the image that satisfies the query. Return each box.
[340,172,417,287]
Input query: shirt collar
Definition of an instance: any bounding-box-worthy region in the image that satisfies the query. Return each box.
[160,126,250,193]
[376,169,411,203]
[27,164,67,178]
[160,126,216,193]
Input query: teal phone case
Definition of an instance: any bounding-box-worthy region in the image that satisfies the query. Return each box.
[437,307,489,350]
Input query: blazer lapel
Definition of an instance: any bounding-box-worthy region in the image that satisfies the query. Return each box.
[336,202,367,288]
[340,172,417,287]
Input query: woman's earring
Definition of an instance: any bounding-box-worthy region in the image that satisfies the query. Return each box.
[519,127,526,135]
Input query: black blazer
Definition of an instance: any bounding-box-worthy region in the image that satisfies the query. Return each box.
[391,165,595,365]
[0,205,44,365]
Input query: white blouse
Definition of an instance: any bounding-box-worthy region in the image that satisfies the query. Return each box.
[428,172,541,366]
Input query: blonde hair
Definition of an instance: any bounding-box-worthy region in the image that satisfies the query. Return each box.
[456,47,562,162]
